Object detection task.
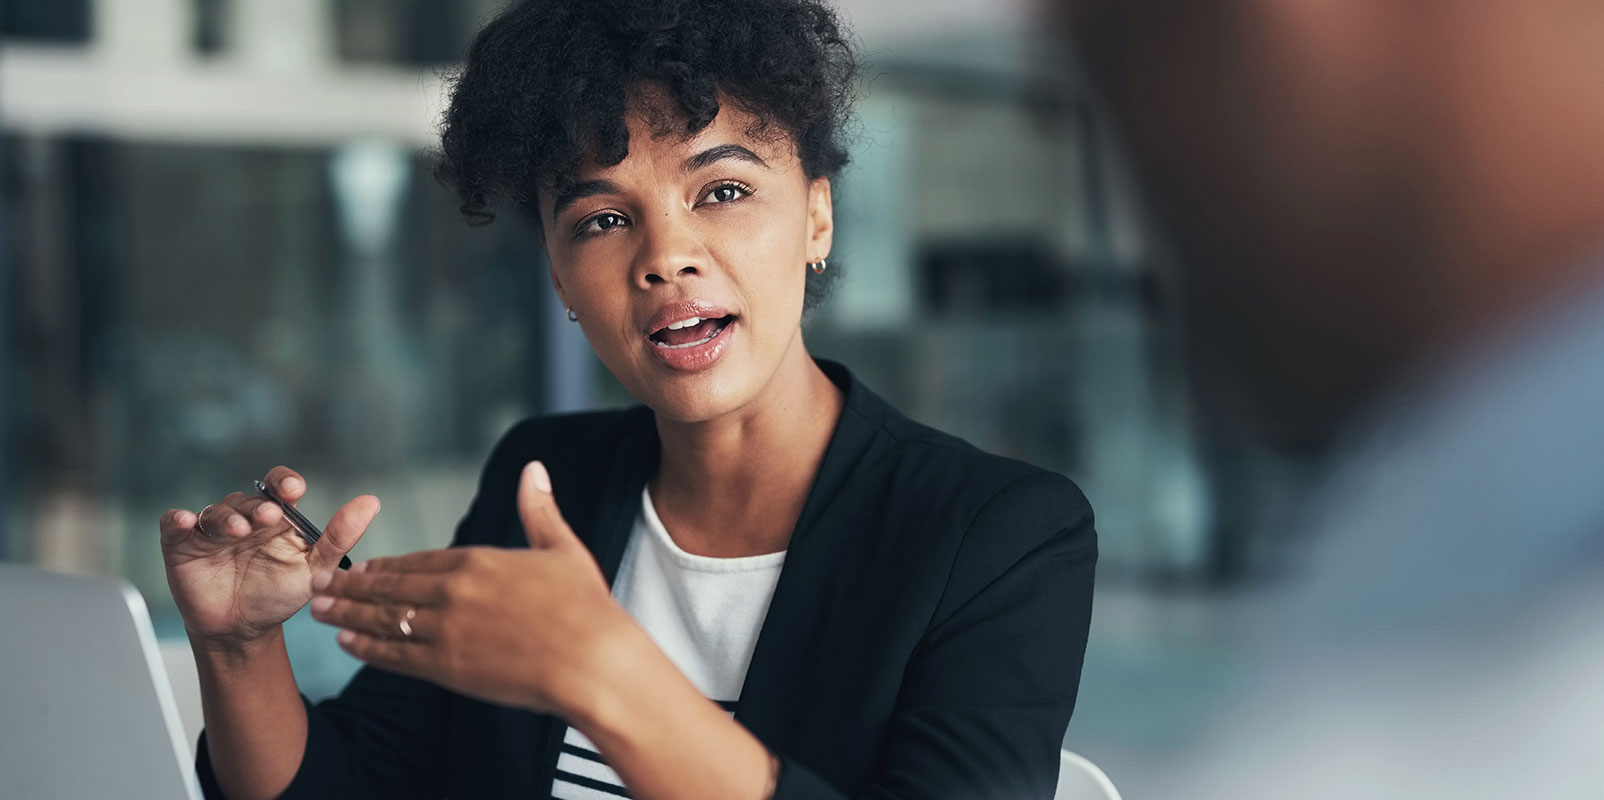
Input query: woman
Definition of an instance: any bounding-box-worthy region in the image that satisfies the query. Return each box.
[159,1,1097,798]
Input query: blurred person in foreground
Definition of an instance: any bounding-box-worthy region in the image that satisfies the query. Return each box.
[1061,1,1604,798]
[156,1,1097,799]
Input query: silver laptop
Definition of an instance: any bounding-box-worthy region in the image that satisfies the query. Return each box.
[0,562,203,800]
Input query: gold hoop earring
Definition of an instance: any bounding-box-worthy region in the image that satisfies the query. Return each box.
[809,259,827,274]
[566,308,579,322]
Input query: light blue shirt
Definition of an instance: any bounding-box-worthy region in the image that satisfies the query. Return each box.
[1161,264,1604,799]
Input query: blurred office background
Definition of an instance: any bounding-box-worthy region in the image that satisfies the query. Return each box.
[2,0,1310,794]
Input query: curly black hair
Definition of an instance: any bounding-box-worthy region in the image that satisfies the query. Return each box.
[434,0,860,308]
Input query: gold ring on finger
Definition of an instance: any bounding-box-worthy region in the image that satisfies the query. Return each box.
[195,504,218,537]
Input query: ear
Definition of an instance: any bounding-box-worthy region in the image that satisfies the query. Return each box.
[806,177,834,262]
[541,237,572,311]
[532,196,571,309]
[548,260,569,310]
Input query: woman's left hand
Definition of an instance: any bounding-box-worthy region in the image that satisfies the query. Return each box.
[308,461,630,715]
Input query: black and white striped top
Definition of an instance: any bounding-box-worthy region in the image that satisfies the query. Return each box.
[550,701,740,799]
[550,488,783,799]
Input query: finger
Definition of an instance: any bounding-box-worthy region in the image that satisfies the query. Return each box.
[309,595,429,642]
[336,628,432,675]
[318,569,449,607]
[263,465,307,505]
[357,548,471,575]
[312,494,380,571]
[199,497,254,539]
[219,492,297,542]
[246,497,284,528]
[517,461,578,550]
[160,509,199,547]
[224,491,295,532]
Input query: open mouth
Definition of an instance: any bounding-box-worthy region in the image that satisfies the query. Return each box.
[648,315,736,350]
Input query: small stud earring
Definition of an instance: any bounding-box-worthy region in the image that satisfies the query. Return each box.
[809,258,827,274]
[566,308,579,322]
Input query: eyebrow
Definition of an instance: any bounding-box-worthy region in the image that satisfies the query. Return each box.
[551,179,623,223]
[683,143,769,173]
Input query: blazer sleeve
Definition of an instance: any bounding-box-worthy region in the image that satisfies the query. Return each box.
[774,472,1098,800]
[195,425,528,800]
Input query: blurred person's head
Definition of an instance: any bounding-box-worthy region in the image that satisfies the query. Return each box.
[433,0,857,422]
[1057,1,1604,445]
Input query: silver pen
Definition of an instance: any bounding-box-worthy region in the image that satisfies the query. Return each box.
[254,479,353,570]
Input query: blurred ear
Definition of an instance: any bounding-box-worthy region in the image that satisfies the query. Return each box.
[806,177,834,262]
[547,260,568,309]
[540,233,569,311]
[528,193,570,307]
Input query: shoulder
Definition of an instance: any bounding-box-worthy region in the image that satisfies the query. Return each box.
[841,388,1097,637]
[851,387,1094,535]
[832,370,1096,617]
[887,409,1097,619]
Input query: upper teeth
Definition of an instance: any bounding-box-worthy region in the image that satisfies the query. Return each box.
[665,317,703,331]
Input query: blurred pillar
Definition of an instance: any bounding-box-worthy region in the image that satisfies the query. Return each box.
[0,59,9,559]
[830,95,916,331]
[94,0,191,66]
[8,135,119,573]
[230,0,334,72]
[329,140,416,470]
[1066,99,1212,576]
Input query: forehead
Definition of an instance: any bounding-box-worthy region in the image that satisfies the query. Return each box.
[584,96,800,178]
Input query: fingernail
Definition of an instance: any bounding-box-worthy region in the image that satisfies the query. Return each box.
[311,571,333,591]
[283,477,303,493]
[309,596,334,614]
[337,630,355,645]
[353,560,370,573]
[526,461,552,493]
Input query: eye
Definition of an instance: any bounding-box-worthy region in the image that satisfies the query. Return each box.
[700,181,753,205]
[576,212,629,237]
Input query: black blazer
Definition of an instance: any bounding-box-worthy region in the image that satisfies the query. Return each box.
[197,361,1097,799]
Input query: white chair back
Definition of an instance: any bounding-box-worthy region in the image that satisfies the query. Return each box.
[1055,750,1122,800]
[159,639,204,754]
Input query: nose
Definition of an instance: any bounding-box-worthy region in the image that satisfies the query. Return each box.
[631,213,709,289]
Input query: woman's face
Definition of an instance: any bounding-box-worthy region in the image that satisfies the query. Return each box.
[539,102,834,423]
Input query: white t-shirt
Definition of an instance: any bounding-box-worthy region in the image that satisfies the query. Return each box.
[550,487,787,800]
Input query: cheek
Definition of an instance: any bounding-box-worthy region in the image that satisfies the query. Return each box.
[719,214,810,323]
[553,259,634,348]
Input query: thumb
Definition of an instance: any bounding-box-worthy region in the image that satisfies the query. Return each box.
[314,494,379,569]
[518,461,577,549]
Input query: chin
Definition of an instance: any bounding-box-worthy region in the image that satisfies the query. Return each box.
[617,358,758,424]
[597,316,788,424]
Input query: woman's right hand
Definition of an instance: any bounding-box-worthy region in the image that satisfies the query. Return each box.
[160,466,380,650]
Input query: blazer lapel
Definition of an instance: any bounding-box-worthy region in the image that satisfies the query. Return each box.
[735,363,886,745]
[534,407,659,793]
[588,407,660,584]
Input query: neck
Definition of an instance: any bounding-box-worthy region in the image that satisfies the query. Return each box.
[648,336,844,557]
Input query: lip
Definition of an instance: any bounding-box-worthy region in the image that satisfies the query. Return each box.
[641,299,736,337]
[641,298,739,373]
[647,317,736,372]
